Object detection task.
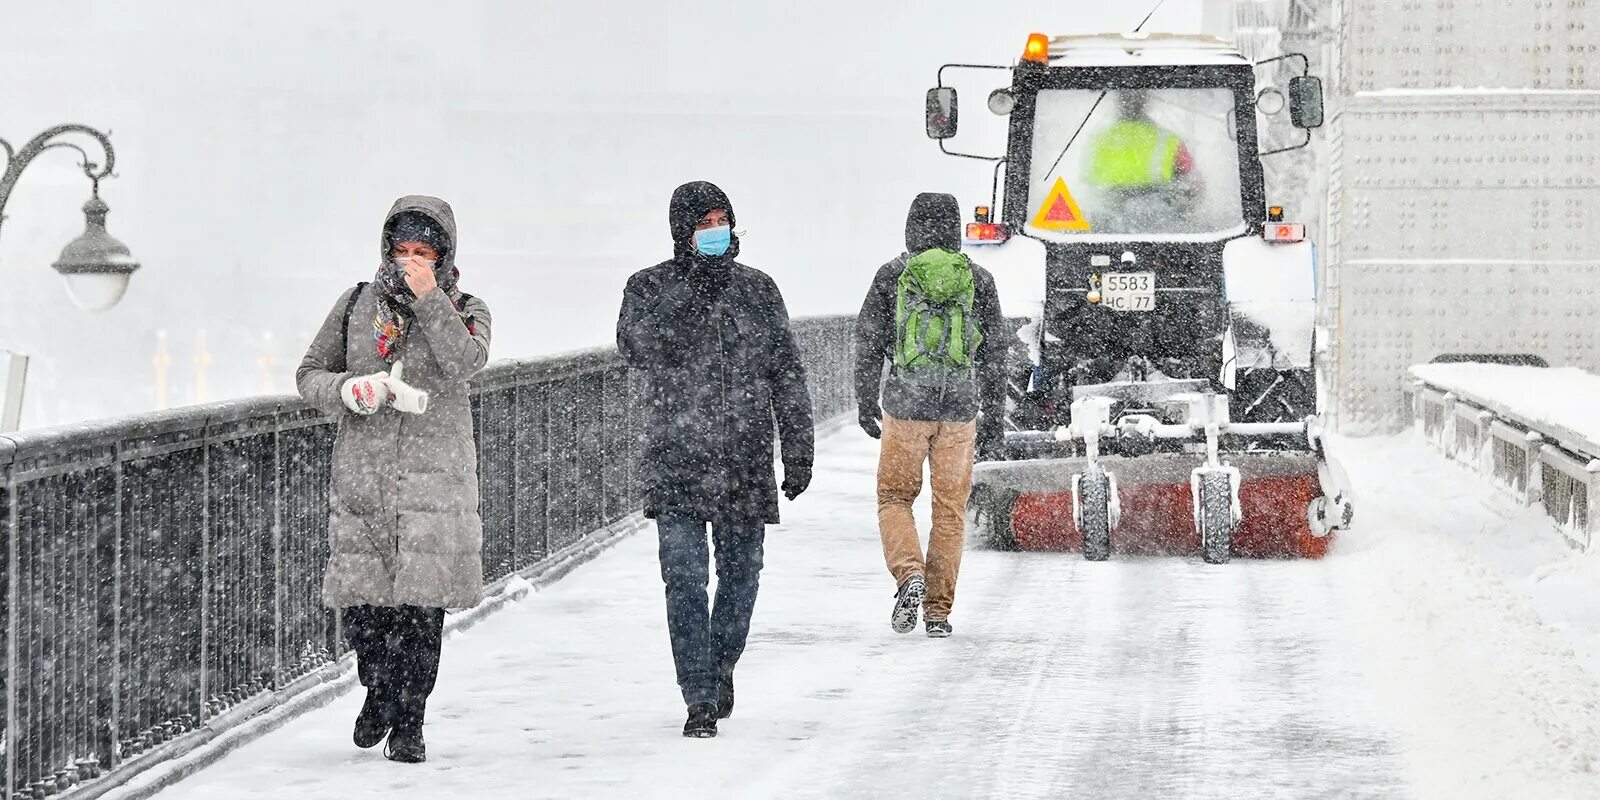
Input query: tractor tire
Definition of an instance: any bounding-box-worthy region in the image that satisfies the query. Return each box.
[966,484,1019,551]
[1076,467,1113,562]
[1197,471,1237,565]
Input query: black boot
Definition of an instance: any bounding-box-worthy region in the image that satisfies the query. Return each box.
[716,675,735,720]
[683,703,718,738]
[385,723,426,763]
[352,688,391,749]
[385,683,428,763]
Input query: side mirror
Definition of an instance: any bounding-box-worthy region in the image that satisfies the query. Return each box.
[1288,76,1324,129]
[925,87,958,140]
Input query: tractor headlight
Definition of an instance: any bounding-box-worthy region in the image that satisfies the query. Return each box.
[988,89,1016,116]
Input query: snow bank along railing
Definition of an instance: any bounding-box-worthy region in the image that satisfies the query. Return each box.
[1410,365,1600,549]
[0,316,856,800]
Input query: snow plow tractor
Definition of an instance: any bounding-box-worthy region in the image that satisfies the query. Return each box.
[925,33,1353,563]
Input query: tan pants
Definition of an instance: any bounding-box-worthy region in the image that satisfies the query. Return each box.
[876,414,977,621]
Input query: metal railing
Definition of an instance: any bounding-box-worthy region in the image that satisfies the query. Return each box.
[0,316,856,799]
[1410,367,1600,549]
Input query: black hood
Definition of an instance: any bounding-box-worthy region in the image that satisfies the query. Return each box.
[904,192,962,253]
[670,181,740,262]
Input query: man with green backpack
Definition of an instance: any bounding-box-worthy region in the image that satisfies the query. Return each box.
[854,192,1006,638]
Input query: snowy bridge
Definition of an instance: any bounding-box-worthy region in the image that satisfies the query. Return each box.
[84,391,1600,799]
[7,313,1600,799]
[7,0,1600,794]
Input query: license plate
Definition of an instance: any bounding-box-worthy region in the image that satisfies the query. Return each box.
[1102,272,1155,312]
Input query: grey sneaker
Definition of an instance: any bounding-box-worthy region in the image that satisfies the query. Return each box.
[925,619,953,638]
[891,575,926,634]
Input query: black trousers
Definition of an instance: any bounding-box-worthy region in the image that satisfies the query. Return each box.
[342,605,445,728]
[656,516,765,707]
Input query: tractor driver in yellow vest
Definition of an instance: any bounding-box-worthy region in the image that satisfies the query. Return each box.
[1084,90,1200,231]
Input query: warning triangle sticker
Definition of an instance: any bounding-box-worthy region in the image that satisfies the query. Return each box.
[1031,177,1091,232]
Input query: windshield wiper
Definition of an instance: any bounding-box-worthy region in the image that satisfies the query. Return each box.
[1039,93,1108,184]
[1037,0,1168,186]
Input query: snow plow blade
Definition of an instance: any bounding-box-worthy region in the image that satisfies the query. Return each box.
[969,453,1337,559]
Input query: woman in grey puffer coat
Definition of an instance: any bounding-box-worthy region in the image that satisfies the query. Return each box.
[296,195,491,764]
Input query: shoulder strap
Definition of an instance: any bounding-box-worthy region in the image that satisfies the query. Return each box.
[337,282,367,372]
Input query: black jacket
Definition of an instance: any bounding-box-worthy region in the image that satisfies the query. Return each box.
[617,182,814,524]
[855,193,1007,425]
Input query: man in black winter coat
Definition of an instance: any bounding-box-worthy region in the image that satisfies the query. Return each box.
[617,181,815,739]
[855,193,1007,639]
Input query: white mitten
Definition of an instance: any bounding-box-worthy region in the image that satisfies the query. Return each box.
[387,361,430,415]
[341,372,391,415]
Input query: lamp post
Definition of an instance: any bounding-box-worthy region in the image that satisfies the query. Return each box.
[0,124,140,432]
[0,124,140,311]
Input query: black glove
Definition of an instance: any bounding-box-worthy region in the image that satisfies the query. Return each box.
[858,404,882,440]
[782,462,813,501]
[976,412,1004,462]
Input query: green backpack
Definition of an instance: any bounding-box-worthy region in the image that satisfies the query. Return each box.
[893,248,983,373]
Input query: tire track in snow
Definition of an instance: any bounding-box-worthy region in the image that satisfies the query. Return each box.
[813,549,1404,799]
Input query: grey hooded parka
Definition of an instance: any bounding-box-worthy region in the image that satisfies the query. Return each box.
[296,195,492,610]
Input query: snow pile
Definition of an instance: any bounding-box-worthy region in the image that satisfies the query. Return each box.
[501,575,535,598]
[1333,432,1600,796]
[1409,363,1600,450]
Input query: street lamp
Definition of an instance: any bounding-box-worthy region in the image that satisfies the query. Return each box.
[0,124,140,311]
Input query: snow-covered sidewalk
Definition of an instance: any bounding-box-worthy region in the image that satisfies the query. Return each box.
[134,429,1600,799]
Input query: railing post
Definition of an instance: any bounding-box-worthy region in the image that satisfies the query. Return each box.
[1440,392,1457,458]
[198,424,211,724]
[1411,379,1424,427]
[628,369,643,510]
[510,383,523,572]
[1475,410,1495,474]
[1523,432,1544,507]
[5,466,16,800]
[1586,460,1600,551]
[109,445,124,769]
[271,411,285,690]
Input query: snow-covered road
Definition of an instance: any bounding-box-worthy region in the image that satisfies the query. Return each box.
[136,429,1600,800]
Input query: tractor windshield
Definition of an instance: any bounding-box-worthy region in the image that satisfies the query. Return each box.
[1024,87,1247,241]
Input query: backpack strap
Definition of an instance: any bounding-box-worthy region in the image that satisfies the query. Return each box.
[336,282,368,373]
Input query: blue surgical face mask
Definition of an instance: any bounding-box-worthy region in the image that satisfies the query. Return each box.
[693,224,732,257]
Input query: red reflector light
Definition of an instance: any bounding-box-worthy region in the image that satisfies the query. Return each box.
[1264,222,1306,242]
[965,222,1009,243]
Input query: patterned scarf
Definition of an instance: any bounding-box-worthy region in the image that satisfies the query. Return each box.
[372,262,475,363]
